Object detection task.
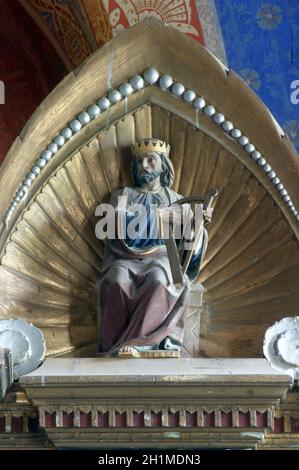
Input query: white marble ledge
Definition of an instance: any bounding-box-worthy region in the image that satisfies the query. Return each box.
[20,358,293,385]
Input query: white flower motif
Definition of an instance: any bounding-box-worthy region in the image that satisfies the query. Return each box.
[109,8,121,27]
[284,121,299,146]
[240,69,261,90]
[257,3,283,30]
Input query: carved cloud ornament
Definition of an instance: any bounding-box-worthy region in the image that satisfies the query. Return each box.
[0,319,45,379]
[263,316,299,379]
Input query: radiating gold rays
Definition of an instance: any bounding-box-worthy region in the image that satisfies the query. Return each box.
[0,104,297,357]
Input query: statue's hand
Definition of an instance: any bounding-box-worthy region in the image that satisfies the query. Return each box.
[203,207,213,224]
[194,204,213,225]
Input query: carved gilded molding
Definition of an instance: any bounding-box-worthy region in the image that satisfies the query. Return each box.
[2,68,297,227]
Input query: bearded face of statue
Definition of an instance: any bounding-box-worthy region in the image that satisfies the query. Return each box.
[133,152,163,187]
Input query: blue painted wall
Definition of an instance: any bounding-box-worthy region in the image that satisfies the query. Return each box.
[215,0,299,153]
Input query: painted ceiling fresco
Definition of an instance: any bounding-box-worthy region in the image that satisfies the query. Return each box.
[103,0,299,154]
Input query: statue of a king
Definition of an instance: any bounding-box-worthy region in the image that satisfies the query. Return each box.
[97,138,212,357]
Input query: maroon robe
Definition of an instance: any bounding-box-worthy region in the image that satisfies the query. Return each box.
[97,187,207,356]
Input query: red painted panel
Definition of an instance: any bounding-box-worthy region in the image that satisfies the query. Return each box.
[62,411,74,427]
[256,411,267,427]
[80,411,91,428]
[105,0,204,45]
[186,411,197,427]
[168,411,179,427]
[11,416,23,433]
[115,412,126,427]
[274,417,284,433]
[239,411,250,427]
[45,412,56,428]
[0,0,66,165]
[151,412,162,427]
[203,411,215,427]
[221,411,233,427]
[133,411,144,427]
[98,412,109,427]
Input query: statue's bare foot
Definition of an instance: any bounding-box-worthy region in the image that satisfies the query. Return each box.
[117,345,140,358]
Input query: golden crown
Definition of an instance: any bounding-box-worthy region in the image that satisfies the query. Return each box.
[132,138,170,157]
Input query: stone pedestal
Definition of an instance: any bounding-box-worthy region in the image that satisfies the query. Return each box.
[20,358,292,449]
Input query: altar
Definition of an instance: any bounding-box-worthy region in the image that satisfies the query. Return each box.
[0,18,299,450]
[18,358,292,449]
